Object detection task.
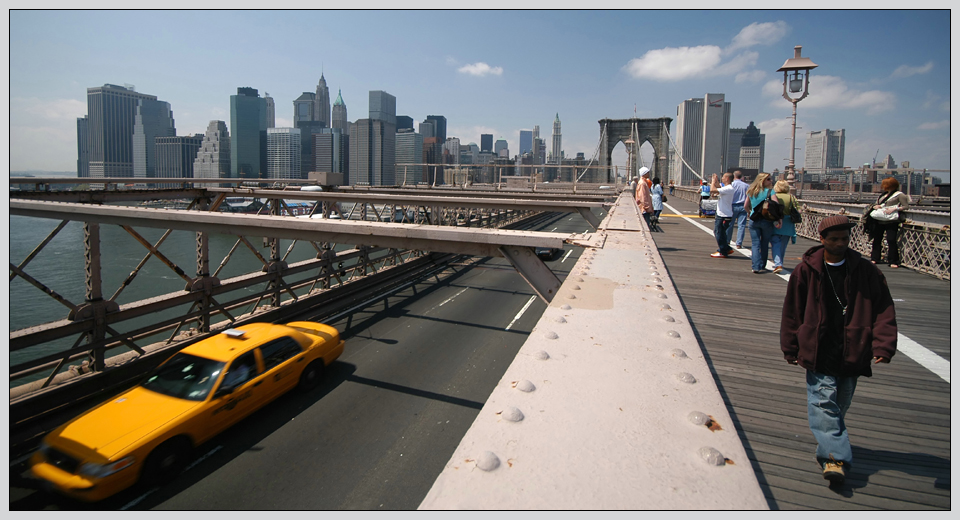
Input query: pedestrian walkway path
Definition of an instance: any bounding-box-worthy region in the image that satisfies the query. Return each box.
[653,197,950,510]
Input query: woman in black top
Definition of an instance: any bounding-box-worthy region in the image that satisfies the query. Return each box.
[869,177,911,268]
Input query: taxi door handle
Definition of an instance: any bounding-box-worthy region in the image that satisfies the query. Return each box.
[253,381,263,387]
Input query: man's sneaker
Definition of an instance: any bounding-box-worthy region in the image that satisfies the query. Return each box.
[735,243,743,249]
[822,460,846,483]
[773,266,783,274]
[710,252,727,258]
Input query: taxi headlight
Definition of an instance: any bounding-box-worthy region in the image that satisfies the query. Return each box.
[78,457,136,478]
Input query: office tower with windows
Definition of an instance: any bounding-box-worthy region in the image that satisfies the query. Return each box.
[315,74,330,127]
[495,137,508,158]
[349,119,394,185]
[369,90,396,125]
[230,87,268,179]
[804,128,845,172]
[419,120,435,139]
[331,89,348,132]
[133,99,176,180]
[86,84,160,179]
[267,127,302,180]
[738,121,765,176]
[264,92,275,128]
[423,137,441,184]
[77,116,89,178]
[396,115,414,131]
[671,93,731,186]
[551,114,562,164]
[727,127,746,172]
[519,130,533,155]
[481,133,493,153]
[443,137,461,163]
[194,120,231,182]
[296,120,325,178]
[294,92,316,125]
[425,115,446,143]
[314,127,349,179]
[155,134,203,187]
[396,128,423,184]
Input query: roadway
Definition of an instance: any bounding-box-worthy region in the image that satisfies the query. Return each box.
[9,209,603,510]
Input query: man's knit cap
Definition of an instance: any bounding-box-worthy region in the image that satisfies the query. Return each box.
[818,215,855,235]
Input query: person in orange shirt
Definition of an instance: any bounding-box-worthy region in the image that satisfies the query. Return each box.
[635,167,654,228]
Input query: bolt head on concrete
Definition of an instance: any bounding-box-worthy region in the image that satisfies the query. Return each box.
[501,406,524,422]
[477,451,501,471]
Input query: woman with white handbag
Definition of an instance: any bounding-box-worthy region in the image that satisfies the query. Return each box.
[869,177,911,268]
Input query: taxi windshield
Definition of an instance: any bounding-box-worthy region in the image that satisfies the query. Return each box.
[142,353,225,401]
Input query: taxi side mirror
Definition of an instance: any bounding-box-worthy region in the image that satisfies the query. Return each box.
[214,383,235,398]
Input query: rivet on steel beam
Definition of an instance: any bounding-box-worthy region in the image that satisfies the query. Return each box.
[688,411,710,425]
[651,277,662,282]
[515,380,536,392]
[477,451,501,471]
[571,285,581,290]
[501,406,524,422]
[552,316,567,323]
[543,331,559,339]
[534,350,550,360]
[650,271,661,276]
[660,304,672,311]
[667,331,681,339]
[560,304,572,310]
[678,373,697,384]
[566,294,577,299]
[575,277,584,282]
[699,447,726,466]
[670,348,687,358]
[657,293,668,299]
[663,316,676,322]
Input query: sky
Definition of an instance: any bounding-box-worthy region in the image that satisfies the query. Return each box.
[7,9,954,182]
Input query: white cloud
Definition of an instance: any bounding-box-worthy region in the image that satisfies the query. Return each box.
[623,45,722,81]
[763,75,896,115]
[917,120,949,130]
[14,97,86,121]
[890,61,933,79]
[735,70,766,84]
[714,51,758,76]
[727,21,789,53]
[458,62,503,77]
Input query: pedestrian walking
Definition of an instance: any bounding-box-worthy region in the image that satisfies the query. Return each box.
[635,167,654,228]
[745,172,780,273]
[709,172,736,258]
[780,215,897,484]
[650,176,664,222]
[869,177,911,268]
[729,170,750,248]
[668,179,675,196]
[772,180,799,274]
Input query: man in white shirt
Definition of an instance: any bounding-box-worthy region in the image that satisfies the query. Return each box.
[710,172,736,258]
[729,170,750,248]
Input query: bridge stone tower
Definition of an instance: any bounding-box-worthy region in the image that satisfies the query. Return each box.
[599,118,672,183]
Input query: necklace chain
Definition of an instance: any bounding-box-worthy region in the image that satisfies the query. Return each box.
[824,260,847,316]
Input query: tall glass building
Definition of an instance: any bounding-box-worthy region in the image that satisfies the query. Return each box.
[230,87,268,179]
[331,89,348,133]
[85,84,159,179]
[133,99,175,180]
[519,130,533,155]
[155,135,203,187]
[267,128,302,180]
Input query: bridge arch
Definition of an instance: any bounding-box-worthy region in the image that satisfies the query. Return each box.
[598,118,672,183]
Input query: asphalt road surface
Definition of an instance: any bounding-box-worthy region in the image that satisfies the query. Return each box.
[10,209,602,510]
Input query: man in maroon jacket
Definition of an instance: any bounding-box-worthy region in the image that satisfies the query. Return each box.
[780,215,898,485]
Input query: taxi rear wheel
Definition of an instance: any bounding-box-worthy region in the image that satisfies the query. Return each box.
[142,438,192,486]
[298,360,324,391]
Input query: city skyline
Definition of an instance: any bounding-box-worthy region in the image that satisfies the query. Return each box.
[8,10,953,182]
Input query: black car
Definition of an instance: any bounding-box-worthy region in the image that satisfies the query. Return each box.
[535,247,562,260]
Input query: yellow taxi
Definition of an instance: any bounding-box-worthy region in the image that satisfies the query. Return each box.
[30,321,344,502]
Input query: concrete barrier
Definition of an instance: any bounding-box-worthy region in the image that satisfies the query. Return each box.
[419,192,768,510]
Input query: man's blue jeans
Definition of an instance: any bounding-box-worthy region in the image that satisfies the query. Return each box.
[729,205,748,246]
[713,216,734,255]
[807,370,858,465]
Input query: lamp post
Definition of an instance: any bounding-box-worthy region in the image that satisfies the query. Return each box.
[778,45,817,196]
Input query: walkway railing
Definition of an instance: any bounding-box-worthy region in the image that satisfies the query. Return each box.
[672,187,949,279]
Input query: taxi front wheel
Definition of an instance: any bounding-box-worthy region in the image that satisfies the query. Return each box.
[142,438,192,486]
[298,360,325,391]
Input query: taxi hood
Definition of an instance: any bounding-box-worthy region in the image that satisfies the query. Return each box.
[51,386,200,461]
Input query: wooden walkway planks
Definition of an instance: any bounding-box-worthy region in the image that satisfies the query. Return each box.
[651,198,951,510]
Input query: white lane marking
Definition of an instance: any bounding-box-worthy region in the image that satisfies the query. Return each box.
[505,295,538,331]
[560,250,573,263]
[662,201,948,382]
[437,287,468,308]
[584,229,589,233]
[550,227,558,232]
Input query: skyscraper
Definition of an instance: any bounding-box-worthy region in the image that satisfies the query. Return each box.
[77,116,89,178]
[267,127,302,180]
[296,120,325,178]
[133,99,175,180]
[519,130,533,155]
[294,92,316,124]
[804,128,845,172]
[314,127,349,179]
[738,121,765,175]
[494,137,508,158]
[155,134,203,187]
[672,93,731,186]
[315,74,330,127]
[396,128,424,184]
[396,115,414,131]
[551,113,561,164]
[369,91,396,125]
[86,84,160,179]
[480,133,493,153]
[331,89,348,132]
[726,127,747,172]
[419,119,435,139]
[264,92,276,128]
[230,87,268,179]
[194,120,231,182]
[425,115,446,143]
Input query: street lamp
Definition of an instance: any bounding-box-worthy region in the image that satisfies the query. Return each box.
[778,45,818,194]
